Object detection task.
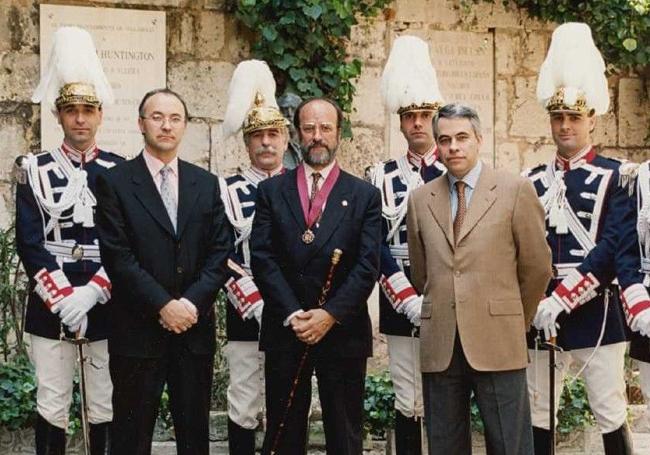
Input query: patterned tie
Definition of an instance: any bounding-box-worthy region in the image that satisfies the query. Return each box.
[309,172,322,210]
[160,165,177,232]
[453,180,467,244]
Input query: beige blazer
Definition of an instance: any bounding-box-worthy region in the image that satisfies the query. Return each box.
[406,164,552,373]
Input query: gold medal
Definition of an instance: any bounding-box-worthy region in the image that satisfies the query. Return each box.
[302,229,315,244]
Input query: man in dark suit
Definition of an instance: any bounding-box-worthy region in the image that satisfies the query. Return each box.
[251,97,382,454]
[95,88,232,455]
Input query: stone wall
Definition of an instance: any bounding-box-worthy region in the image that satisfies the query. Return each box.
[0,0,649,229]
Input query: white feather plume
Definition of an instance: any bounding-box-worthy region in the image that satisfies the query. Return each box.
[222,60,278,138]
[32,27,113,107]
[381,35,444,114]
[537,22,609,115]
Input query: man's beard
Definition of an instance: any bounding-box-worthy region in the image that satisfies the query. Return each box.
[301,141,337,166]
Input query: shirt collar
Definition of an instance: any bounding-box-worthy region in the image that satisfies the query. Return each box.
[555,145,596,171]
[250,164,284,179]
[407,145,438,169]
[61,142,99,164]
[142,148,179,178]
[447,160,483,191]
[304,159,337,180]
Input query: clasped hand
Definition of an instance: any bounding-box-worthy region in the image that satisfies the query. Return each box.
[290,309,336,345]
[159,299,198,334]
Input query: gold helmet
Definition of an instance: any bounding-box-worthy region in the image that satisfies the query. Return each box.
[537,23,609,115]
[32,27,113,110]
[381,35,444,116]
[223,60,289,138]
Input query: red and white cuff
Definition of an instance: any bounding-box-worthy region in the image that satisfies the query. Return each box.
[34,268,73,311]
[621,283,650,326]
[379,272,418,313]
[87,267,111,304]
[226,275,263,320]
[553,269,600,312]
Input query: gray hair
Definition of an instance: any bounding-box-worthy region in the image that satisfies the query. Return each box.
[432,103,482,140]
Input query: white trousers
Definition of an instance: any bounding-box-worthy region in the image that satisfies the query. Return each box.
[637,360,650,412]
[225,341,265,429]
[527,342,627,433]
[387,334,423,418]
[29,334,113,429]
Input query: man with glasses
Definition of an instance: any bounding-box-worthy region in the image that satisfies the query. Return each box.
[16,26,121,454]
[251,97,381,454]
[95,88,232,454]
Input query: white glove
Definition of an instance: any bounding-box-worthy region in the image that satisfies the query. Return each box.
[401,295,422,327]
[67,315,88,338]
[533,296,565,341]
[251,303,263,326]
[59,285,101,328]
[633,310,650,337]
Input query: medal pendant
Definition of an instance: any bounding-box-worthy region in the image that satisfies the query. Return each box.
[302,229,315,244]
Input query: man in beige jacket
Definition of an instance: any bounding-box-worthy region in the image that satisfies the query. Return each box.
[407,103,552,454]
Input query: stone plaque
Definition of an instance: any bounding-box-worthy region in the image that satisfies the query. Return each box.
[39,4,166,156]
[388,30,495,166]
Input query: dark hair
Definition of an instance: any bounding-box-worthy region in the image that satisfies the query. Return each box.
[293,97,344,131]
[432,103,482,140]
[138,88,189,121]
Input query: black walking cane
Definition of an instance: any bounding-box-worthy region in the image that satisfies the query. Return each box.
[269,248,343,455]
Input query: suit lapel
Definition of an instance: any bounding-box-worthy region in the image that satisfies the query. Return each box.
[131,153,176,237]
[281,169,307,231]
[427,177,454,249]
[456,166,497,244]
[176,160,199,239]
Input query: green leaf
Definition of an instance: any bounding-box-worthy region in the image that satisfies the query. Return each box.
[261,25,278,42]
[623,38,638,52]
[303,4,324,20]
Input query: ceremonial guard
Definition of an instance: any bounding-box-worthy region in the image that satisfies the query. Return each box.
[525,23,637,454]
[622,159,650,423]
[366,35,445,454]
[219,60,290,455]
[15,27,122,454]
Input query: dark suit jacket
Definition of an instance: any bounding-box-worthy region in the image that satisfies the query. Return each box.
[250,167,382,359]
[95,153,232,358]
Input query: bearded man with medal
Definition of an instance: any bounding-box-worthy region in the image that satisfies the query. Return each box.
[250,97,382,455]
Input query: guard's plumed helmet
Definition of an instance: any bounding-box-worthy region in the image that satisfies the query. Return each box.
[222,59,289,138]
[381,35,444,116]
[537,22,609,115]
[32,26,113,110]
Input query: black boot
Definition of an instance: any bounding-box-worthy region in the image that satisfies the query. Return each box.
[394,411,422,455]
[602,424,633,455]
[35,414,66,455]
[89,422,111,455]
[228,418,256,455]
[532,426,551,455]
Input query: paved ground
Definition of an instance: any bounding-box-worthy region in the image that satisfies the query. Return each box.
[149,406,650,454]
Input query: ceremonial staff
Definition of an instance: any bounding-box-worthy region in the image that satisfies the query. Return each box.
[270,248,343,455]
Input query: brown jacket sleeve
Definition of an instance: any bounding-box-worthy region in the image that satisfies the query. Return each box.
[407,192,426,295]
[511,177,553,326]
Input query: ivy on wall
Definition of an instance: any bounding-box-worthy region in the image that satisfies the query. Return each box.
[232,0,390,134]
[480,0,650,70]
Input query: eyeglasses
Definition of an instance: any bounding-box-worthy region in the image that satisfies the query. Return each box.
[300,122,336,135]
[141,114,185,128]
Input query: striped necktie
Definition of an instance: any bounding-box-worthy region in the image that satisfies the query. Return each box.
[453,180,467,244]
